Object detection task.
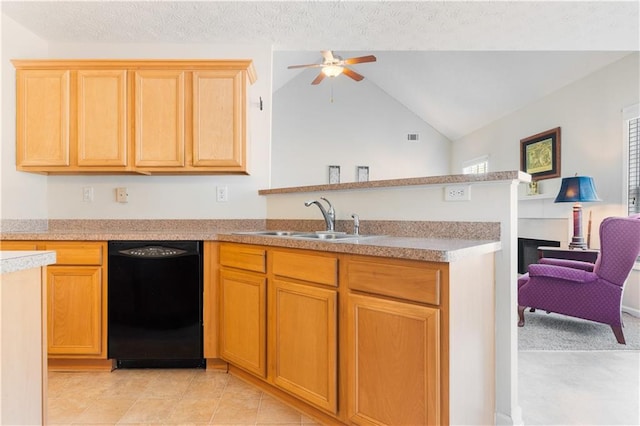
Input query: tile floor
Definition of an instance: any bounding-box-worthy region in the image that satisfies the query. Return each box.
[519,350,640,425]
[47,368,319,425]
[49,351,640,425]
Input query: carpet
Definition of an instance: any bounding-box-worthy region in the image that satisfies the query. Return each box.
[518,311,640,351]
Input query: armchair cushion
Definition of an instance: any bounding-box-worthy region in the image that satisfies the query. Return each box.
[539,257,595,272]
[528,263,598,284]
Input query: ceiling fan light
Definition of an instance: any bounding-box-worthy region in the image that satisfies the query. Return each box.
[322,65,343,77]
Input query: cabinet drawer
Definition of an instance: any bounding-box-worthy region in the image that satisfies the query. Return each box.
[272,251,338,287]
[0,241,39,250]
[347,258,441,305]
[220,244,266,273]
[44,242,104,266]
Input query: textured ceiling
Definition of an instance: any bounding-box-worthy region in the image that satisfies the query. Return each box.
[2,1,638,49]
[2,1,638,140]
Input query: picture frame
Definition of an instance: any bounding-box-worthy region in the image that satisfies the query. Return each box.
[520,127,561,181]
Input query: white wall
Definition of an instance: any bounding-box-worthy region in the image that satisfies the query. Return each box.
[452,53,639,247]
[271,71,451,188]
[1,15,273,219]
[1,14,49,220]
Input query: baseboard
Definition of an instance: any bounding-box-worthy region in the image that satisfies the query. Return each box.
[48,358,115,371]
[622,305,640,318]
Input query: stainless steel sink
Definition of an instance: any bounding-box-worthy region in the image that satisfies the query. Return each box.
[233,230,381,241]
[233,230,306,237]
[291,232,365,240]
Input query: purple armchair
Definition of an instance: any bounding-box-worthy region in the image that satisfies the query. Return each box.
[518,215,640,344]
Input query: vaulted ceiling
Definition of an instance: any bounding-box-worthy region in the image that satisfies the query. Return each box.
[2,1,638,140]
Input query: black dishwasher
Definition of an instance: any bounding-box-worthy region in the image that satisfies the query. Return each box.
[108,241,204,368]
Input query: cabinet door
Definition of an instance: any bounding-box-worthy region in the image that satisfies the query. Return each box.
[134,70,185,167]
[219,269,266,377]
[270,279,337,413]
[192,70,245,168]
[347,294,441,426]
[77,70,128,167]
[47,265,103,356]
[16,69,70,167]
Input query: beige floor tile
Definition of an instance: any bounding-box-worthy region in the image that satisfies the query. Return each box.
[222,376,264,400]
[141,376,193,398]
[211,396,260,424]
[256,395,303,424]
[73,397,137,424]
[117,397,180,423]
[183,378,228,399]
[165,398,219,424]
[47,397,93,424]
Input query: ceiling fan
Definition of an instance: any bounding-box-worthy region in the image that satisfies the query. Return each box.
[288,50,377,85]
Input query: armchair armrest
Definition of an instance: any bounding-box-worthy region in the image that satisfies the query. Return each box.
[538,258,595,272]
[528,263,598,284]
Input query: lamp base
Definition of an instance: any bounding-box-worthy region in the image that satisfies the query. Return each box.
[568,237,588,250]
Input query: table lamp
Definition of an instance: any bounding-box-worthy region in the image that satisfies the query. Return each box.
[554,175,601,249]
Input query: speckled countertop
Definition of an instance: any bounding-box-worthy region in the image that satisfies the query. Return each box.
[217,233,500,263]
[259,170,530,195]
[0,251,56,275]
[0,219,501,263]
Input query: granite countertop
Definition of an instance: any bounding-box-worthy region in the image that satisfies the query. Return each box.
[0,219,501,263]
[0,251,56,275]
[216,233,501,263]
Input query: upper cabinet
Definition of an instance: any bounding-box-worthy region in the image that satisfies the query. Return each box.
[12,60,256,175]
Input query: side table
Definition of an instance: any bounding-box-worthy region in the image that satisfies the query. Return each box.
[537,246,599,263]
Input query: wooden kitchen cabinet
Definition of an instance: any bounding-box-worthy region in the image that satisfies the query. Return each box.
[347,294,440,425]
[344,256,443,426]
[269,250,338,414]
[12,60,256,175]
[15,67,128,172]
[46,265,103,355]
[219,244,267,377]
[0,241,110,369]
[133,70,185,168]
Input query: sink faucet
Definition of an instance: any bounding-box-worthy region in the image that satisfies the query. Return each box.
[351,213,360,235]
[304,197,335,231]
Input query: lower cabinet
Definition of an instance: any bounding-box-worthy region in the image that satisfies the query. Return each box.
[219,268,266,377]
[347,293,440,425]
[47,265,103,355]
[269,278,337,413]
[216,243,458,425]
[0,241,108,364]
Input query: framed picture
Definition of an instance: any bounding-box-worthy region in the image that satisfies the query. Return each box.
[520,127,561,181]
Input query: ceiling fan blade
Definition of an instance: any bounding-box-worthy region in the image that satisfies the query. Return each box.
[342,67,365,82]
[343,55,377,65]
[287,63,323,69]
[321,50,335,63]
[311,72,326,85]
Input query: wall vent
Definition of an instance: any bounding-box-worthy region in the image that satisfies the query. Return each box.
[407,133,420,141]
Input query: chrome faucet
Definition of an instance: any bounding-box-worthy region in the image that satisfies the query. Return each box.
[351,213,360,235]
[304,197,335,231]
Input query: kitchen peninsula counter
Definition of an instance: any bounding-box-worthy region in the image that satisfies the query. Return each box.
[1,227,499,263]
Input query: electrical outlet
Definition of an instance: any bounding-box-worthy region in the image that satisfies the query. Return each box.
[444,185,471,201]
[116,187,128,203]
[216,186,228,202]
[82,186,94,202]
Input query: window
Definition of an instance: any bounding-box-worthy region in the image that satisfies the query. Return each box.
[625,104,640,216]
[462,156,489,175]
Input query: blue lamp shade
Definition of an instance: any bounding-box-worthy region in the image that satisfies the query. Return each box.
[554,176,601,203]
